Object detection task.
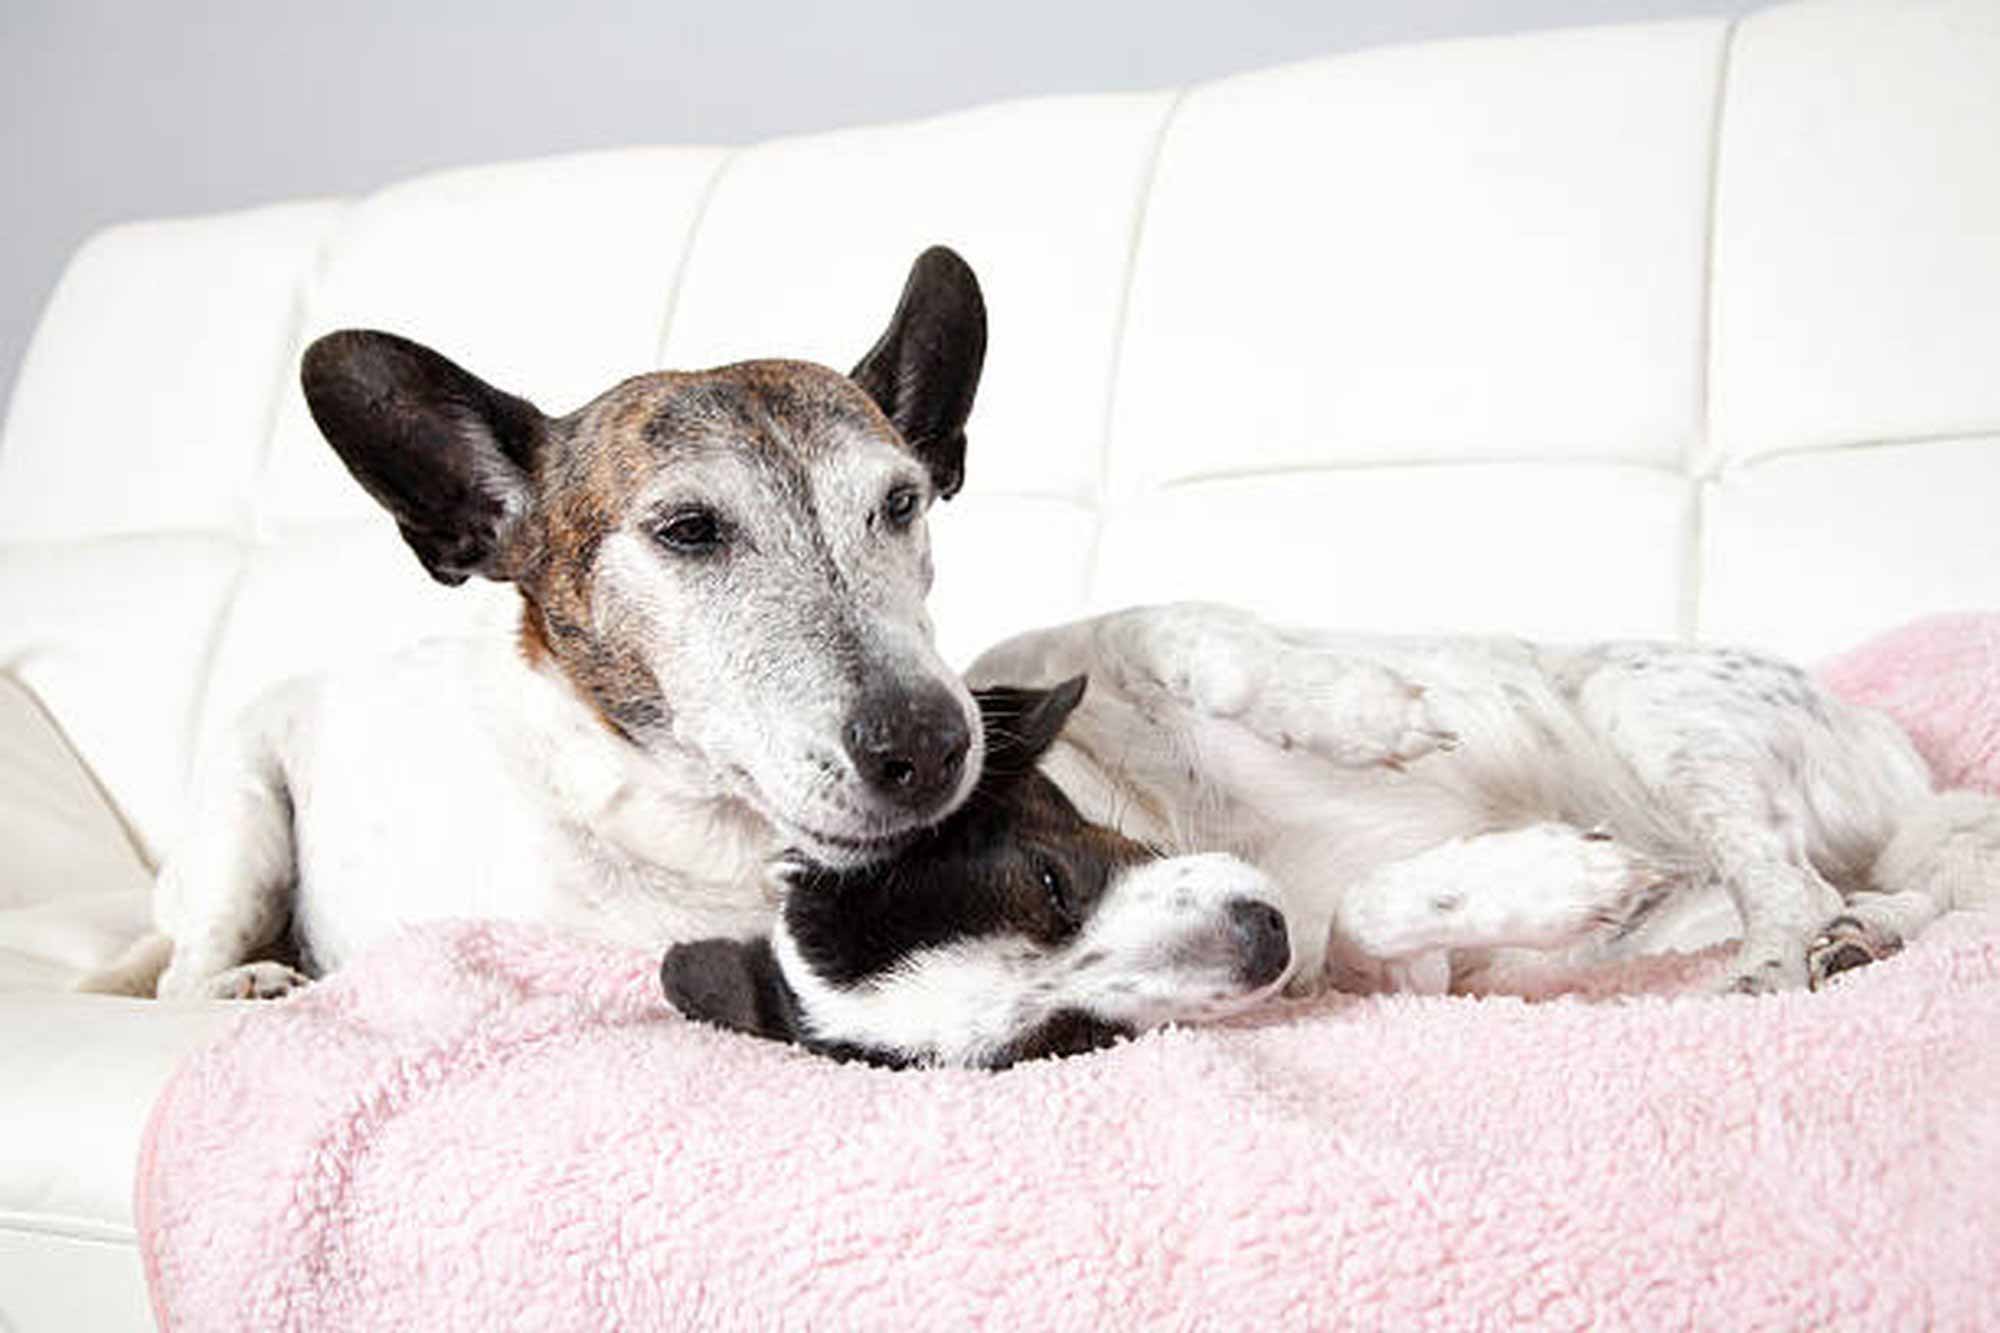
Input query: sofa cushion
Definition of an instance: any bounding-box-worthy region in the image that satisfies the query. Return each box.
[0,992,231,1232]
[0,672,155,991]
[0,682,222,1328]
[0,202,341,545]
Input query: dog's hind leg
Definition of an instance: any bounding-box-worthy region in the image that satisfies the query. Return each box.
[1565,649,1869,993]
[1812,789,2000,986]
[154,693,311,1001]
[1806,891,1937,985]
[1699,818,1842,994]
[1620,758,1840,993]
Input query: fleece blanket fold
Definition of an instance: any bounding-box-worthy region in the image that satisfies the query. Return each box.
[139,915,2000,1331]
[138,616,2000,1330]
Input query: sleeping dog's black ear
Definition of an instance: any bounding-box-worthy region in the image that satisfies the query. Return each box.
[849,246,987,500]
[975,675,1088,778]
[660,938,802,1046]
[301,330,547,586]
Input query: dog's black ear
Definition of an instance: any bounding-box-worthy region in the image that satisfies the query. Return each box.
[301,330,547,586]
[849,246,987,500]
[976,675,1087,777]
[660,937,802,1046]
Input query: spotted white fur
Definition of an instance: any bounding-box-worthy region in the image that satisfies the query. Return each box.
[971,603,2000,995]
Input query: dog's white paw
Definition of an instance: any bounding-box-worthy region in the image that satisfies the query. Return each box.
[1104,604,1453,770]
[1105,604,1274,716]
[194,961,312,1001]
[1806,915,1901,990]
[1239,660,1455,770]
[1339,823,1656,959]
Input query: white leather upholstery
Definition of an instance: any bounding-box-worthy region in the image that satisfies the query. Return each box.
[2,3,1996,1325]
[0,674,150,915]
[1112,20,1725,484]
[1709,2,2000,462]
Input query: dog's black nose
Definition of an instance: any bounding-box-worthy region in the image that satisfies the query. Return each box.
[1226,899,1291,987]
[843,686,972,812]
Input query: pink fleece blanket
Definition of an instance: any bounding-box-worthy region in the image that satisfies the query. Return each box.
[137,617,2000,1330]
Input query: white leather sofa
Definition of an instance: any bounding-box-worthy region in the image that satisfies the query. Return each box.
[4,1,1997,1326]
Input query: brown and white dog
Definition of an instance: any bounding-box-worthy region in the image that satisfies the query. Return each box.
[97,247,1055,1000]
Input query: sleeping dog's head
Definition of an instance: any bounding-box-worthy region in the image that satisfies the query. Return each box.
[661,678,1293,1069]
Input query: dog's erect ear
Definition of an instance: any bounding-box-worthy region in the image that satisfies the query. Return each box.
[660,937,802,1046]
[975,675,1088,778]
[849,246,987,500]
[301,330,548,586]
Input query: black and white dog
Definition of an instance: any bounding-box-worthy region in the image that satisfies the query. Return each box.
[662,677,1293,1069]
[666,603,2000,1069]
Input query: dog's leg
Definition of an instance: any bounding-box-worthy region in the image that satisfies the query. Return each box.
[1083,604,1455,769]
[1812,788,2000,986]
[1807,891,1938,987]
[1335,822,1667,962]
[974,604,1450,769]
[1683,808,1840,993]
[155,703,311,1001]
[1607,734,1837,994]
[1563,648,1869,994]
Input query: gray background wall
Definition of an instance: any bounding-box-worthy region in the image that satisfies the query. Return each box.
[1,0,1754,415]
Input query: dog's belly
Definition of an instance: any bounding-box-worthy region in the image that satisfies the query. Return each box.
[284,638,781,973]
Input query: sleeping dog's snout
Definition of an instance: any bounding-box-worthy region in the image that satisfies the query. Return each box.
[842,684,972,813]
[1227,898,1292,988]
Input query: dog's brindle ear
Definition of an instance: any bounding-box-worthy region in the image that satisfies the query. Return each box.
[975,675,1088,777]
[849,246,987,500]
[300,330,547,586]
[660,937,802,1046]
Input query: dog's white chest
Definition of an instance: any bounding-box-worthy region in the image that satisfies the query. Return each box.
[285,638,779,970]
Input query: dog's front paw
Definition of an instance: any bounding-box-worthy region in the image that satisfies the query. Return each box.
[1102,603,1276,718]
[1102,605,1454,770]
[1339,823,1655,959]
[1806,916,1902,990]
[1242,659,1456,771]
[195,961,312,1002]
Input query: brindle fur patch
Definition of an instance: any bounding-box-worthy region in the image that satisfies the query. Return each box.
[509,362,915,741]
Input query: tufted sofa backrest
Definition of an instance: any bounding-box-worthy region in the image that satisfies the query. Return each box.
[2,0,1997,861]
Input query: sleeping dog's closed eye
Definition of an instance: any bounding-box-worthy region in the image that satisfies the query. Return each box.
[661,677,1293,1070]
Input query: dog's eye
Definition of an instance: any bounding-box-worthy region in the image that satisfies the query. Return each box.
[1038,858,1076,923]
[882,485,922,531]
[655,508,726,554]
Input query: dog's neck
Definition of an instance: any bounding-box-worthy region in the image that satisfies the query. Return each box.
[501,604,786,915]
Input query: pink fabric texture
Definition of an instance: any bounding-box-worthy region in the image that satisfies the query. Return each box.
[135,618,2000,1330]
[138,916,2000,1330]
[1817,611,2000,794]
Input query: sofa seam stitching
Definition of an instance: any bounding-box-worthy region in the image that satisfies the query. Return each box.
[1687,14,1741,643]
[1081,84,1193,608]
[652,147,746,363]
